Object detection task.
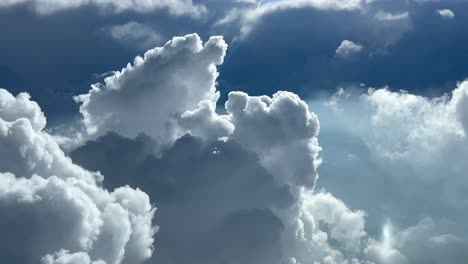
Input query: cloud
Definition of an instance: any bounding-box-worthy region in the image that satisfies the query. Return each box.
[5,27,468,264]
[70,132,370,264]
[70,33,375,264]
[437,9,455,19]
[375,11,409,21]
[0,0,206,17]
[104,21,164,50]
[58,31,377,264]
[335,40,363,57]
[224,91,321,187]
[75,34,227,144]
[180,89,322,187]
[258,0,368,11]
[0,89,96,183]
[311,80,468,263]
[216,0,371,37]
[72,132,292,264]
[0,88,156,264]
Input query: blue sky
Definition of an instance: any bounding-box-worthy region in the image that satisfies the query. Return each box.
[1,1,468,264]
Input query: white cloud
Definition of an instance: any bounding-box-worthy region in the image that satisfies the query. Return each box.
[225,91,321,188]
[0,88,156,264]
[76,33,227,144]
[8,30,468,264]
[105,21,164,50]
[336,40,363,57]
[216,0,370,36]
[310,81,468,263]
[375,11,409,21]
[437,9,455,19]
[0,89,97,183]
[0,0,206,17]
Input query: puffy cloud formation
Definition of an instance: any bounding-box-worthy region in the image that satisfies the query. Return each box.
[181,90,322,187]
[71,33,372,264]
[76,33,227,143]
[225,91,321,187]
[0,89,156,264]
[0,89,96,183]
[71,133,369,264]
[72,132,292,264]
[313,81,468,263]
[0,0,206,16]
[335,40,363,57]
[6,29,468,264]
[78,33,320,187]
[437,8,455,19]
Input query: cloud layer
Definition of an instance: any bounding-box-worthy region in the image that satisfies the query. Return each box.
[2,26,468,264]
[0,0,206,16]
[0,88,156,264]
[313,81,468,263]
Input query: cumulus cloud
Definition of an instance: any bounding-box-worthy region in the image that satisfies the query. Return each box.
[0,89,97,183]
[224,91,321,187]
[70,33,375,264]
[76,34,321,190]
[336,40,363,57]
[0,88,156,264]
[72,132,292,264]
[437,9,455,19]
[76,33,227,144]
[71,33,339,262]
[0,0,206,17]
[6,28,468,264]
[311,80,468,263]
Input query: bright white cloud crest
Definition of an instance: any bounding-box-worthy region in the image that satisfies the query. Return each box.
[76,33,227,144]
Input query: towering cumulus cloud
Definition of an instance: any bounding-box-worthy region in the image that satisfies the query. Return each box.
[76,33,229,144]
[73,33,369,264]
[0,89,156,264]
[11,31,465,264]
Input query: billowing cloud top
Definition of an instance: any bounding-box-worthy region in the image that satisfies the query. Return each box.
[76,34,227,143]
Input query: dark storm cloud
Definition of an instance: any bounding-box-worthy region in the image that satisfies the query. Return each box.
[71,132,292,264]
